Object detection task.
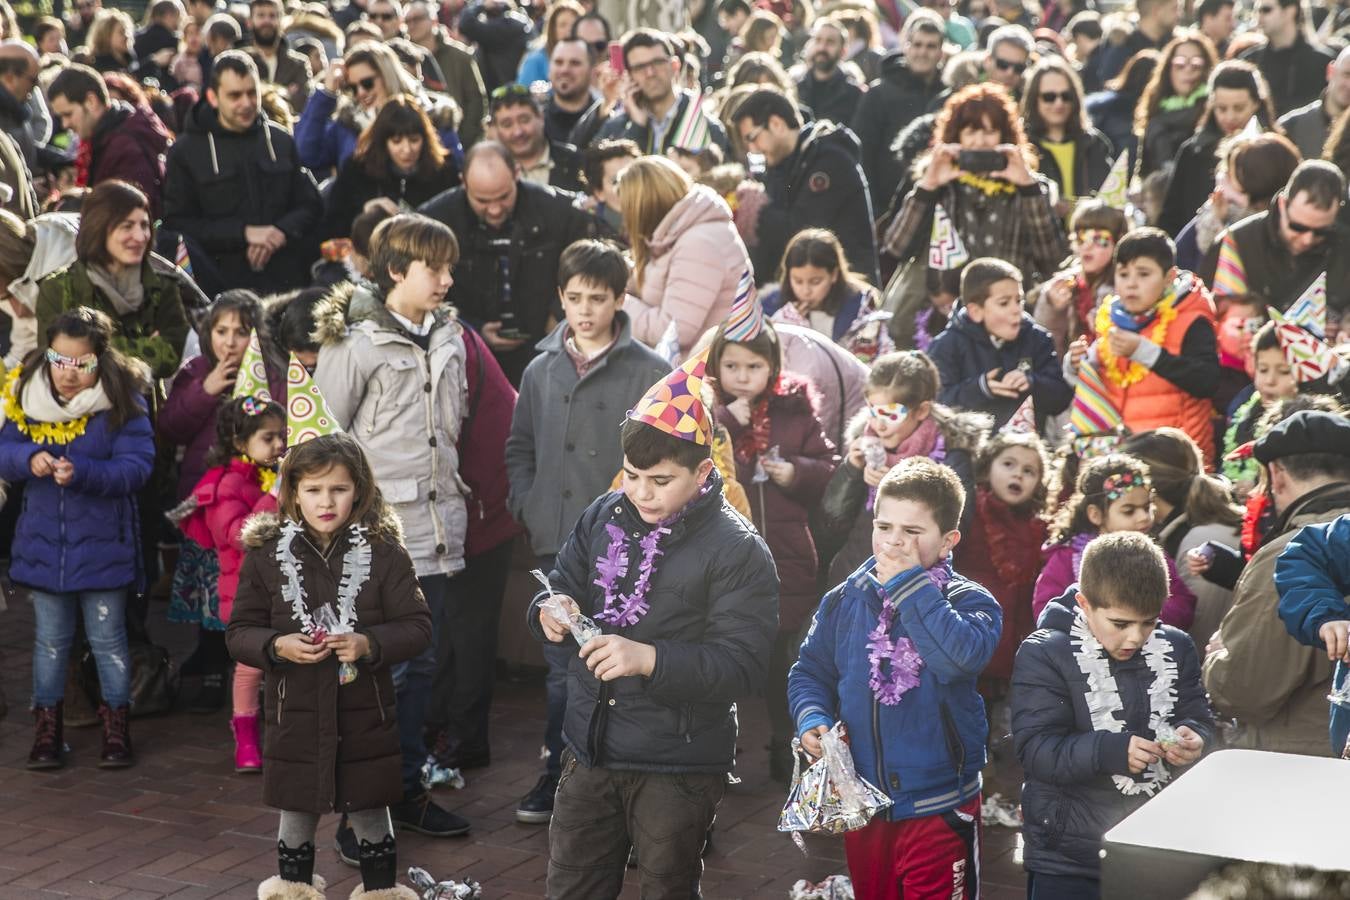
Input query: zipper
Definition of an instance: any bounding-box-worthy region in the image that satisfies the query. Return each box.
[872,695,886,796]
[372,674,386,723]
[421,352,448,554]
[57,483,66,592]
[276,676,286,725]
[755,481,766,536]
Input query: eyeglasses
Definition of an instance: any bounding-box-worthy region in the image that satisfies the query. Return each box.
[1074,228,1115,249]
[1256,4,1278,13]
[589,39,609,55]
[741,125,764,147]
[1285,214,1336,239]
[628,55,671,76]
[344,75,379,94]
[1171,55,1207,70]
[993,56,1027,74]
[1039,90,1074,105]
[866,402,908,422]
[369,10,398,20]
[45,347,98,374]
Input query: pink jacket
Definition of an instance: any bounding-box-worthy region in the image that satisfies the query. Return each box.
[628,185,753,359]
[1032,538,1198,630]
[181,459,278,622]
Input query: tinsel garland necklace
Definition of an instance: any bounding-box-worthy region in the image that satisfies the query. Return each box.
[1095,287,1180,388]
[957,172,1016,197]
[1,365,91,445]
[276,520,372,635]
[867,560,951,705]
[235,455,278,494]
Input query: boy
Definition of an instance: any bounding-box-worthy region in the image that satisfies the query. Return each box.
[581,139,639,244]
[1079,227,1219,461]
[528,353,778,899]
[505,238,670,824]
[927,257,1072,431]
[1012,532,1215,900]
[790,457,1002,900]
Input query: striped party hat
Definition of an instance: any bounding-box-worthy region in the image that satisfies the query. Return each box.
[627,350,712,445]
[1283,271,1326,339]
[232,331,274,402]
[929,203,969,271]
[1213,234,1247,299]
[722,269,762,341]
[286,353,342,445]
[670,92,712,152]
[1068,361,1124,437]
[1269,306,1337,383]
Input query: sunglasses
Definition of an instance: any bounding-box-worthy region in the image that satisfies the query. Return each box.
[993,56,1027,74]
[1171,55,1207,70]
[866,402,908,422]
[369,10,398,20]
[491,83,531,100]
[1039,90,1074,105]
[1256,4,1278,12]
[1285,216,1335,239]
[1074,229,1115,249]
[589,39,609,55]
[344,75,378,94]
[46,348,98,374]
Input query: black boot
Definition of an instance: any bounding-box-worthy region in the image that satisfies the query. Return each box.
[277,839,315,885]
[27,702,64,769]
[357,833,397,890]
[97,703,134,768]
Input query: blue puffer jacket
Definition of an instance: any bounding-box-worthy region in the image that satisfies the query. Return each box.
[0,404,155,593]
[1274,515,1350,758]
[1011,588,1216,879]
[789,559,1001,820]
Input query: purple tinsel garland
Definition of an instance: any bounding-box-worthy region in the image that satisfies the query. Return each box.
[1069,531,1095,579]
[867,561,951,705]
[913,307,935,353]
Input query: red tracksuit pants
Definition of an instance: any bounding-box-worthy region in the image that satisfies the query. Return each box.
[843,795,982,900]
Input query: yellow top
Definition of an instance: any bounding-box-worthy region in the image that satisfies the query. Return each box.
[1042,139,1076,201]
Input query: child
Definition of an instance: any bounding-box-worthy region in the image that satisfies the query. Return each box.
[822,350,991,585]
[910,267,959,354]
[1013,532,1215,900]
[1223,321,1298,499]
[709,309,840,780]
[0,309,155,769]
[1073,227,1219,462]
[179,394,286,772]
[1033,199,1129,355]
[790,458,1001,900]
[504,238,669,823]
[228,433,432,899]
[529,354,778,899]
[1034,454,1197,630]
[761,228,894,363]
[928,257,1072,430]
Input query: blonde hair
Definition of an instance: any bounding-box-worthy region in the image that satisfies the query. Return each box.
[87,8,134,59]
[619,156,693,290]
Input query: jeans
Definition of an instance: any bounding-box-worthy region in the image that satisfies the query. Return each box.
[32,589,131,708]
[392,572,452,796]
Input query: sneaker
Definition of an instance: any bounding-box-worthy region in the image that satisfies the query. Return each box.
[390,791,471,837]
[515,772,559,824]
[333,816,359,868]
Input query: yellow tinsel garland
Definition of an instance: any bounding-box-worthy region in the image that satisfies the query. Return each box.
[235,455,278,494]
[957,172,1016,197]
[1,365,92,445]
[1095,296,1180,389]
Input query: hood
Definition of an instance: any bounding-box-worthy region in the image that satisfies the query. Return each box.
[310,278,457,347]
[9,212,78,312]
[648,184,734,256]
[768,371,823,417]
[842,402,991,449]
[799,119,862,166]
[240,508,405,550]
[95,101,171,154]
[1036,584,1080,633]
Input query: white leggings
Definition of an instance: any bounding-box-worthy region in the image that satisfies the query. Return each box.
[278,808,393,847]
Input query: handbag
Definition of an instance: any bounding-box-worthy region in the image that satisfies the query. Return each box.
[77,639,180,717]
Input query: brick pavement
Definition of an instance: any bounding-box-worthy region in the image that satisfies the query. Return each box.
[0,587,1027,899]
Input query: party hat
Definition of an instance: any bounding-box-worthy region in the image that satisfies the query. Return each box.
[627,349,711,445]
[1097,152,1129,210]
[1212,233,1248,299]
[1269,306,1337,383]
[286,353,342,445]
[721,268,763,341]
[929,203,969,271]
[1068,362,1124,437]
[1283,272,1327,339]
[670,91,712,152]
[1004,396,1036,434]
[232,331,274,402]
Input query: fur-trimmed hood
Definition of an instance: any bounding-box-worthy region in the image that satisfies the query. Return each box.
[766,371,823,417]
[240,508,404,550]
[843,402,991,451]
[310,279,458,347]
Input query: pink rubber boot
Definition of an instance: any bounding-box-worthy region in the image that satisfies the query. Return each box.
[232,713,262,773]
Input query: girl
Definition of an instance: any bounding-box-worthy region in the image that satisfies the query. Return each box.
[709,318,839,781]
[761,228,894,364]
[1033,453,1197,629]
[179,395,286,772]
[0,309,155,770]
[1033,199,1130,355]
[1222,321,1297,499]
[820,350,991,586]
[227,432,432,900]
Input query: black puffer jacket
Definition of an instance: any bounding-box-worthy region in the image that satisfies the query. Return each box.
[525,468,779,774]
[1011,589,1216,879]
[323,156,461,240]
[849,52,945,213]
[1158,127,1220,237]
[1032,127,1116,202]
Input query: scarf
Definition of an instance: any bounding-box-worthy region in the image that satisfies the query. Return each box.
[865,417,945,511]
[975,486,1045,587]
[21,366,112,423]
[85,263,146,317]
[1158,85,1208,113]
[732,384,776,465]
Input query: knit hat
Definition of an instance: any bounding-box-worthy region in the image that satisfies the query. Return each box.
[721,269,762,341]
[627,350,712,445]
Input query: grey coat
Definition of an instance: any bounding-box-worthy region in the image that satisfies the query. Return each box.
[505,312,670,556]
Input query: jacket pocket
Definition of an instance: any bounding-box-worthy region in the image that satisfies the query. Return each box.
[938,701,965,780]
[275,676,286,725]
[382,478,420,504]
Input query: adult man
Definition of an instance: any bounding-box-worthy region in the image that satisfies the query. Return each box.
[544,36,596,144]
[1241,0,1334,115]
[458,0,534,94]
[406,0,487,146]
[67,0,103,48]
[489,86,583,192]
[1279,47,1350,161]
[734,87,879,287]
[982,24,1034,96]
[1197,0,1236,56]
[572,10,610,76]
[1203,409,1350,756]
[849,10,946,214]
[163,52,322,297]
[201,12,242,86]
[1203,162,1350,315]
[419,141,594,383]
[0,42,50,174]
[367,0,405,39]
[48,65,171,215]
[793,17,863,128]
[245,0,312,114]
[1083,0,1177,92]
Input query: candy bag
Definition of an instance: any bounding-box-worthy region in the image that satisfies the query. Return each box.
[407,866,482,899]
[778,722,893,852]
[313,604,359,685]
[531,568,603,645]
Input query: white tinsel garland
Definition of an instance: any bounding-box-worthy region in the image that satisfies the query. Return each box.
[276,521,372,634]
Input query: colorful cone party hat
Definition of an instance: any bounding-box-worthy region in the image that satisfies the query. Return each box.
[670,91,712,152]
[1068,362,1124,436]
[627,350,712,445]
[1097,152,1129,210]
[929,203,969,271]
[1283,272,1327,339]
[1004,396,1036,435]
[1212,234,1248,299]
[286,353,342,445]
[722,268,763,341]
[1269,306,1337,383]
[232,331,274,402]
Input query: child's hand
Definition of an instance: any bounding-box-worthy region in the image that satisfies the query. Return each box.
[579,634,656,681]
[1108,328,1143,359]
[1127,735,1164,774]
[1161,724,1204,767]
[725,397,752,426]
[325,632,371,663]
[29,450,57,478]
[862,464,889,488]
[1185,547,1212,576]
[1001,370,1030,394]
[800,724,831,759]
[762,458,795,487]
[986,369,1019,398]
[1045,276,1074,311]
[873,532,922,584]
[1068,336,1089,369]
[275,633,331,664]
[52,458,74,487]
[1318,619,1350,663]
[539,595,580,643]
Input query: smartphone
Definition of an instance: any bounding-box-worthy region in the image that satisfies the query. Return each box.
[608,40,625,73]
[957,149,1005,174]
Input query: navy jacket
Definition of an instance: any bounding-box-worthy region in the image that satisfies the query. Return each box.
[789,559,1001,820]
[926,308,1072,430]
[1011,589,1216,879]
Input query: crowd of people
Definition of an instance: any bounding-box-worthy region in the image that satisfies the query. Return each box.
[0,0,1349,897]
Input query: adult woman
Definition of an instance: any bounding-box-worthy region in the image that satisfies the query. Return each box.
[1086,49,1158,173]
[725,9,786,72]
[1022,56,1114,211]
[324,96,462,240]
[35,180,189,381]
[516,0,582,85]
[86,8,136,74]
[1182,133,1301,272]
[1136,32,1219,181]
[620,155,753,361]
[1158,60,1277,236]
[296,41,463,177]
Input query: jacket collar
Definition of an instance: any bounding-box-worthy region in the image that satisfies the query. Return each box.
[344,281,458,349]
[536,309,636,360]
[609,467,727,542]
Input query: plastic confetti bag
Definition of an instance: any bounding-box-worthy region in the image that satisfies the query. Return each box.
[778,723,893,852]
[313,604,359,685]
[531,568,602,645]
[407,867,482,899]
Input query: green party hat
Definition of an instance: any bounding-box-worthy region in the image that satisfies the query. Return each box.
[232,331,274,402]
[286,353,342,445]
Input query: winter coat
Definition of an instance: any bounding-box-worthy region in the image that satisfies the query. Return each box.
[86,101,170,218]
[1203,481,1350,755]
[1012,589,1215,880]
[1202,208,1350,317]
[457,324,522,558]
[323,155,462,241]
[1031,127,1116,202]
[295,88,464,178]
[590,89,731,157]
[1277,96,1332,163]
[312,281,470,577]
[243,37,314,115]
[457,1,533,94]
[753,121,880,289]
[227,513,432,814]
[762,286,894,364]
[1156,513,1240,658]
[505,313,670,557]
[794,67,864,129]
[1033,538,1197,630]
[927,309,1072,431]
[849,53,946,213]
[162,100,323,295]
[718,375,840,632]
[1159,128,1221,237]
[629,185,752,360]
[1274,513,1350,758]
[1085,90,1143,172]
[0,128,36,221]
[1140,102,1205,180]
[524,469,779,773]
[0,82,51,173]
[789,558,1001,820]
[0,381,154,594]
[775,322,871,450]
[422,28,488,148]
[180,460,278,621]
[1240,36,1334,115]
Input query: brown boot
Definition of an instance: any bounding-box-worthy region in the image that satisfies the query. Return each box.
[27,702,64,769]
[97,703,134,768]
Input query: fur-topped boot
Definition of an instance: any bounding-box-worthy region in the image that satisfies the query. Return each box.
[346,885,417,899]
[258,840,326,899]
[347,834,417,899]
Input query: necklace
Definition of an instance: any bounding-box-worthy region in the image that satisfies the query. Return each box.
[866,560,951,705]
[1095,286,1181,388]
[276,521,372,636]
[957,172,1015,197]
[235,455,278,494]
[1,366,91,445]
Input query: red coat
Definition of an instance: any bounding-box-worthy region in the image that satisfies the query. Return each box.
[457,325,523,557]
[181,459,278,622]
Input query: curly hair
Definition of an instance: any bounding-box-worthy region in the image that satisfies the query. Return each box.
[1049,452,1152,543]
[929,83,1038,172]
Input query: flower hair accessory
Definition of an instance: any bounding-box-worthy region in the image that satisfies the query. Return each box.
[45,348,98,374]
[240,395,269,416]
[1100,471,1149,502]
